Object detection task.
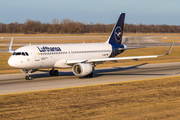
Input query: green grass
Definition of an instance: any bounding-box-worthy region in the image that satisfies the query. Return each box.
[1,76,180,120]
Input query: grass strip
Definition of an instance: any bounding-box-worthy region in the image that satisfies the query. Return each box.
[0,76,180,120]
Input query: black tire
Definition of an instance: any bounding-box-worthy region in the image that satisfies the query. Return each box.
[54,70,59,76]
[50,70,54,76]
[25,75,32,80]
[25,76,28,80]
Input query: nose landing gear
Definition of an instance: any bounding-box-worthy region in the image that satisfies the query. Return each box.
[25,75,32,80]
[25,71,32,80]
[22,69,37,80]
[23,69,58,80]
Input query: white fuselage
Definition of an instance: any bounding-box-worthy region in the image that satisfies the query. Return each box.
[8,43,112,69]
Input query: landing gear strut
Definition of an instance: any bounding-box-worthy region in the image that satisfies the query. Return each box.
[22,69,37,80]
[50,69,59,76]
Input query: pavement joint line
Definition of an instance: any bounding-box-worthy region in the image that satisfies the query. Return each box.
[134,37,139,45]
[0,75,180,96]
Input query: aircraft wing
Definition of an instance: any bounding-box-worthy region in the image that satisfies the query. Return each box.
[66,42,173,65]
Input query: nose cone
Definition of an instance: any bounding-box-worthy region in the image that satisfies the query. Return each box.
[8,56,17,68]
[8,56,27,69]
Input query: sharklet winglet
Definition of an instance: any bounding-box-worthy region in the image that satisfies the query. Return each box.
[8,38,14,53]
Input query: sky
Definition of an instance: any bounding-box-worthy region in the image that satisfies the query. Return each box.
[0,0,180,25]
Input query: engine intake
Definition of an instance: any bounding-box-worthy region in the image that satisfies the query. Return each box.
[72,63,93,77]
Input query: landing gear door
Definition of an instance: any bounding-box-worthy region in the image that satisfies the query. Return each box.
[33,47,40,61]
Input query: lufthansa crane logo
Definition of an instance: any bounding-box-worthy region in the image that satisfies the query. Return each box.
[114,26,122,42]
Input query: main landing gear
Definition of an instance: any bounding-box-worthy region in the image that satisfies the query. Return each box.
[50,69,59,76]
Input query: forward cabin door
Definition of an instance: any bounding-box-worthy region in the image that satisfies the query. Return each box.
[33,47,40,61]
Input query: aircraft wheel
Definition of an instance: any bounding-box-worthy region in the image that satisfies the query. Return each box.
[28,76,32,80]
[25,75,32,80]
[54,70,59,76]
[50,70,54,76]
[25,76,28,80]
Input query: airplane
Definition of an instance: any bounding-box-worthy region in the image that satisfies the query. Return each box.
[7,13,173,80]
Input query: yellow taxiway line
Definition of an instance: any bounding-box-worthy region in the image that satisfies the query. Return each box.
[134,37,139,45]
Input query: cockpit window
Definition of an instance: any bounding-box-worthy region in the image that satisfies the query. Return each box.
[25,52,29,56]
[22,52,25,56]
[12,52,29,56]
[15,52,21,55]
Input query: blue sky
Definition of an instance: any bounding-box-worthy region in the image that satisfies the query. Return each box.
[0,0,180,25]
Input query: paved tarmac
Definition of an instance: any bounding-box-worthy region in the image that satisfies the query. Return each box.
[0,62,180,94]
[123,36,180,47]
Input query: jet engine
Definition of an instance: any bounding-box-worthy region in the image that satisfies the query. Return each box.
[72,63,93,77]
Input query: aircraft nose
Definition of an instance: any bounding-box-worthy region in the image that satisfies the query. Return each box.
[8,57,15,67]
[8,57,18,68]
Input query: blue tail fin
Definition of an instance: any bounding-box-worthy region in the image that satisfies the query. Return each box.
[106,13,125,45]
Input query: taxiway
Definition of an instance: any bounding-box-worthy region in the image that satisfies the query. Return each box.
[0,62,180,94]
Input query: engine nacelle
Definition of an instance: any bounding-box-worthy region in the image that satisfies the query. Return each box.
[72,63,93,77]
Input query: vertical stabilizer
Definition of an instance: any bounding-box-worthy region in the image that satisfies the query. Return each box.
[106,13,125,45]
